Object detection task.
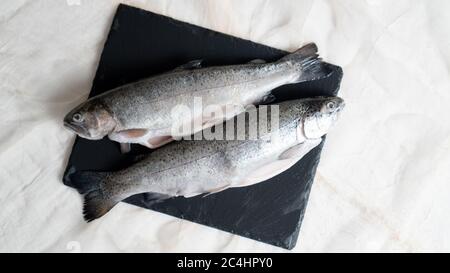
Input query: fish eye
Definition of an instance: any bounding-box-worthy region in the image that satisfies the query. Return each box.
[73,113,84,122]
[327,101,336,109]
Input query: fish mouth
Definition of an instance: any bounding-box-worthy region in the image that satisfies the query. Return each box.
[63,120,89,137]
[63,120,106,140]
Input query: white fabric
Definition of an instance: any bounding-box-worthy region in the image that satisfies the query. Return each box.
[1,0,449,252]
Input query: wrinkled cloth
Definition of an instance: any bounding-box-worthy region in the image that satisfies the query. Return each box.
[0,0,449,252]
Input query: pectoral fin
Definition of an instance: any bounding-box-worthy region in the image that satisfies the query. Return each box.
[278,138,322,160]
[110,129,149,141]
[233,139,322,188]
[109,128,173,149]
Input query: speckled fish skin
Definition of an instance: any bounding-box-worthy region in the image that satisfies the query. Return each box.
[70,97,345,221]
[63,43,330,148]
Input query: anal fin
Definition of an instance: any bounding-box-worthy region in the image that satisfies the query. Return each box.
[142,192,171,207]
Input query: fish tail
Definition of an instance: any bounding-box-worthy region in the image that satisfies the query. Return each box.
[279,43,331,83]
[68,168,118,222]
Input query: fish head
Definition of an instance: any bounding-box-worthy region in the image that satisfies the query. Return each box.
[64,99,116,140]
[301,96,345,139]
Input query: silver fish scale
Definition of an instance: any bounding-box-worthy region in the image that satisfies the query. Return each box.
[103,101,308,200]
[97,62,295,130]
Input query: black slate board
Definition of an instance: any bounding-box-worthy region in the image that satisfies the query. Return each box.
[63,4,342,250]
